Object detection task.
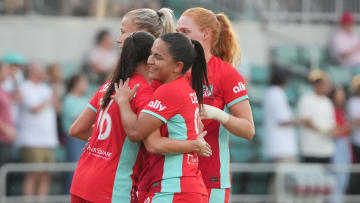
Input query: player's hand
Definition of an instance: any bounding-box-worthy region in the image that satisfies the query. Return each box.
[112,78,140,104]
[195,131,212,157]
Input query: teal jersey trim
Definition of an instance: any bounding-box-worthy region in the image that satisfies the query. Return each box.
[87,103,97,113]
[167,114,188,141]
[209,188,226,203]
[219,107,231,188]
[141,110,167,123]
[152,192,175,203]
[161,114,188,192]
[227,95,249,108]
[112,137,140,202]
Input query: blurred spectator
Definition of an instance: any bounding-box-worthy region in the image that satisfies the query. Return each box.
[85,29,118,85]
[298,69,335,163]
[331,13,360,67]
[329,86,351,201]
[62,74,88,162]
[16,63,58,197]
[2,52,26,127]
[347,75,360,194]
[263,69,303,162]
[235,55,251,83]
[62,74,88,194]
[46,63,65,144]
[46,63,65,102]
[0,62,16,167]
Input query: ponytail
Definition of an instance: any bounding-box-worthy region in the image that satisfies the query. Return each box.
[190,40,209,106]
[213,13,241,66]
[157,8,176,35]
[101,32,155,109]
[182,8,241,65]
[101,36,137,109]
[160,33,209,107]
[125,8,175,38]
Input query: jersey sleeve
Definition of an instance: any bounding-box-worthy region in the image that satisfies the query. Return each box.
[221,66,249,107]
[141,86,184,123]
[88,83,110,113]
[87,91,100,113]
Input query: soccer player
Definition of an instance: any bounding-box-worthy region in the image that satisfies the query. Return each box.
[114,33,210,202]
[69,32,210,203]
[116,8,175,47]
[176,7,255,203]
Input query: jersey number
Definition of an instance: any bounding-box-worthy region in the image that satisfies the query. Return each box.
[97,100,114,140]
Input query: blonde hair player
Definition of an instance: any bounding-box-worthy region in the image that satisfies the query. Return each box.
[177,7,255,203]
[116,8,175,48]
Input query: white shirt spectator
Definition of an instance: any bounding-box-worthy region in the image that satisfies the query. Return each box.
[347,96,360,146]
[298,92,336,157]
[88,47,118,73]
[263,86,298,159]
[332,29,360,66]
[16,80,58,148]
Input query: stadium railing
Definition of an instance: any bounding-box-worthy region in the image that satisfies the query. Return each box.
[1,162,360,203]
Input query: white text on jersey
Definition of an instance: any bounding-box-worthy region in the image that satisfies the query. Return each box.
[148,100,166,111]
[233,82,246,93]
[189,93,198,104]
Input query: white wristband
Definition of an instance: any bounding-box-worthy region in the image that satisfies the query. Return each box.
[203,104,230,124]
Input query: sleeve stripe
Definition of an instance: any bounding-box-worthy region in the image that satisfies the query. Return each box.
[141,110,167,123]
[227,95,249,108]
[87,103,98,113]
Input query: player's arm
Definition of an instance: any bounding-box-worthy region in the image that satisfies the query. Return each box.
[143,129,211,156]
[202,102,254,140]
[111,79,161,142]
[69,107,97,140]
[225,100,255,140]
[202,67,254,140]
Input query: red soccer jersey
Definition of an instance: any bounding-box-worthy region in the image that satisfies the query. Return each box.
[138,76,207,195]
[70,74,154,203]
[200,56,249,189]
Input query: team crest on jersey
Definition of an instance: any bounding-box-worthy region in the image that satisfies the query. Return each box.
[203,85,213,97]
[233,82,246,93]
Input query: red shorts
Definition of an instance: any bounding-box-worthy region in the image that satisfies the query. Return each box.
[138,191,207,203]
[71,194,94,203]
[207,188,230,203]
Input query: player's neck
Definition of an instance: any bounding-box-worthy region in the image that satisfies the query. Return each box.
[204,48,213,63]
[135,63,151,83]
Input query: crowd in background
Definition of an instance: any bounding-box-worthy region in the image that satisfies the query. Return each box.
[0,28,119,197]
[1,8,360,202]
[262,13,360,196]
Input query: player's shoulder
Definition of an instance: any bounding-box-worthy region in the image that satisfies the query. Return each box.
[210,56,243,77]
[209,56,233,69]
[154,81,184,100]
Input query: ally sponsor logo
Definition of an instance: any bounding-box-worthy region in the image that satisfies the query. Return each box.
[233,82,246,93]
[148,100,166,111]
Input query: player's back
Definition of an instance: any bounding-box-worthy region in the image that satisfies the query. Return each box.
[71,74,154,203]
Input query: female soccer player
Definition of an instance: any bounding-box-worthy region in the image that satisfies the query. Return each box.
[116,8,175,47]
[176,7,255,203]
[69,32,210,203]
[114,33,210,202]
